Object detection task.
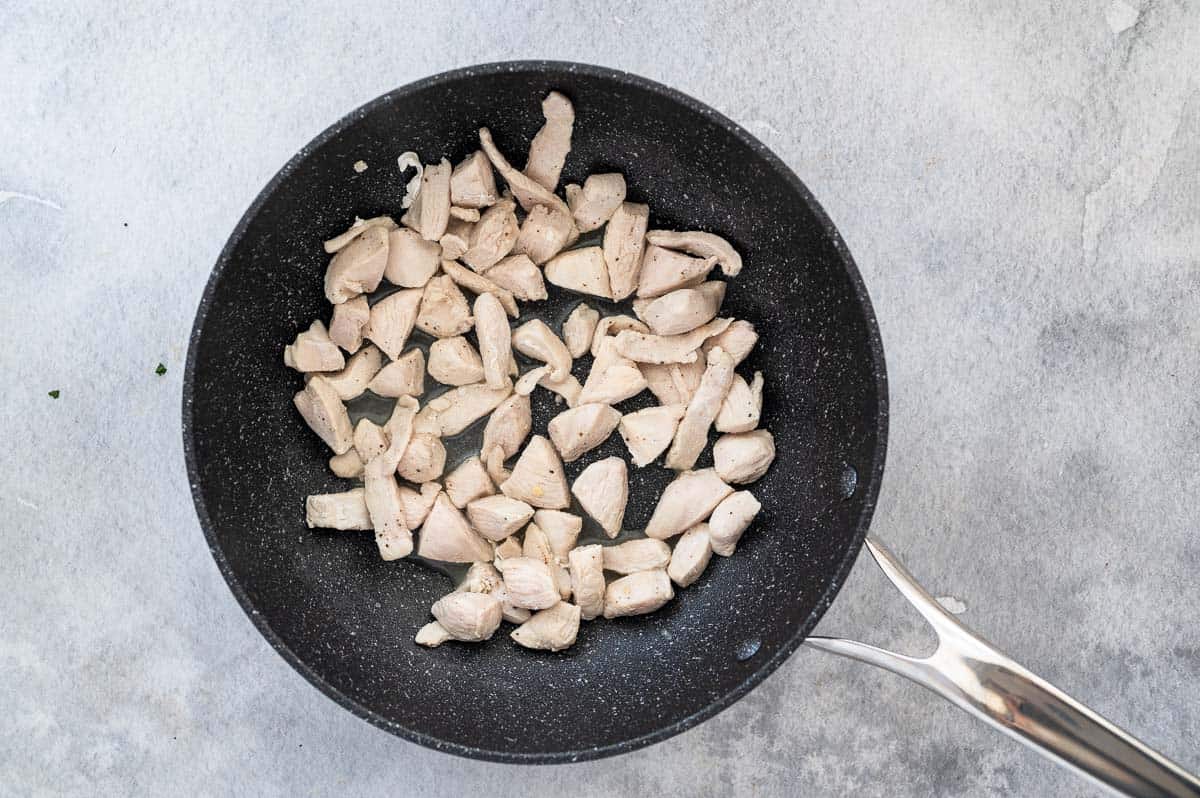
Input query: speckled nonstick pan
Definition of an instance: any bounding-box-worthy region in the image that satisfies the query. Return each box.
[182,63,1197,791]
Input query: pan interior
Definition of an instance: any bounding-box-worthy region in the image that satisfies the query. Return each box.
[185,63,886,761]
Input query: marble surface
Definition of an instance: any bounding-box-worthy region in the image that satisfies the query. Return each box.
[2,2,1198,795]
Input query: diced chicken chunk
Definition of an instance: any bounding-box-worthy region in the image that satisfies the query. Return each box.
[415,382,512,437]
[565,173,625,232]
[417,493,493,562]
[324,344,383,401]
[305,489,372,530]
[450,151,499,208]
[427,336,482,385]
[478,127,573,219]
[438,259,519,317]
[548,403,621,462]
[462,199,518,272]
[459,561,529,624]
[399,482,441,528]
[666,347,736,470]
[544,246,612,299]
[716,371,763,433]
[328,295,370,354]
[708,490,761,556]
[450,206,479,222]
[567,545,605,620]
[577,338,648,406]
[353,419,388,462]
[443,456,495,508]
[415,620,452,647]
[512,319,573,380]
[431,591,502,642]
[602,538,671,574]
[523,91,574,191]
[284,320,345,373]
[521,522,571,599]
[323,215,396,254]
[667,523,713,587]
[481,393,531,468]
[636,245,715,299]
[571,457,627,538]
[415,274,474,338]
[511,602,581,652]
[496,556,561,610]
[513,204,574,265]
[603,202,650,300]
[590,315,649,357]
[614,318,732,364]
[645,229,743,277]
[603,570,674,619]
[325,224,389,304]
[499,435,570,509]
[641,282,726,336]
[484,254,547,301]
[702,319,758,366]
[533,510,582,563]
[563,304,600,358]
[492,536,523,561]
[363,397,418,559]
[619,404,686,467]
[640,357,705,405]
[328,449,364,478]
[645,469,733,540]
[466,494,535,541]
[438,217,472,260]
[401,158,451,241]
[713,430,775,484]
[294,375,354,454]
[397,433,446,483]
[366,348,424,398]
[474,292,512,389]
[384,228,440,288]
[364,288,422,359]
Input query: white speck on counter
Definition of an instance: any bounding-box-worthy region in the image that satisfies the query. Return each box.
[353,160,368,173]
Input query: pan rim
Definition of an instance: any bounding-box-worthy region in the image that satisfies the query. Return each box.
[182,59,889,764]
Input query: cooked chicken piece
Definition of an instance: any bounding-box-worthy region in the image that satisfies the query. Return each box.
[417,493,493,562]
[708,490,761,557]
[577,338,647,406]
[397,433,446,483]
[512,601,581,651]
[324,224,389,304]
[305,488,372,530]
[414,620,452,647]
[397,152,423,209]
[328,295,370,354]
[438,260,519,317]
[284,320,345,373]
[618,404,686,467]
[668,523,713,587]
[294,375,354,454]
[512,319,573,379]
[645,468,733,540]
[461,199,518,272]
[540,371,583,407]
[523,91,574,191]
[544,246,612,300]
[548,403,621,462]
[533,510,582,563]
[364,288,422,359]
[426,337,483,386]
[514,364,550,396]
[640,356,706,405]
[478,127,573,219]
[449,206,479,222]
[713,430,775,484]
[495,556,561,610]
[328,449,364,478]
[431,591,503,642]
[715,371,763,433]
[636,245,716,299]
[571,457,627,538]
[499,435,570,509]
[642,282,726,336]
[459,561,530,624]
[353,419,388,462]
[474,293,512,390]
[481,393,531,467]
[614,318,733,364]
[590,315,649,357]
[366,348,424,398]
[401,158,451,241]
[438,217,472,261]
[604,202,650,300]
[520,522,572,599]
[323,344,383,401]
[567,545,605,620]
[603,570,674,618]
[443,456,495,509]
[415,382,512,437]
[466,494,534,541]
[512,204,574,265]
[702,319,758,366]
[323,215,396,254]
[449,150,498,209]
[384,227,441,288]
[645,229,743,277]
[665,348,735,470]
[484,254,547,301]
[399,482,441,528]
[565,173,626,232]
[363,397,418,559]
[602,538,671,574]
[563,304,600,358]
[415,274,474,338]
[493,535,523,561]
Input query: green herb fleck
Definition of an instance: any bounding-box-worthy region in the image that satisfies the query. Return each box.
[48,390,60,399]
[155,363,167,376]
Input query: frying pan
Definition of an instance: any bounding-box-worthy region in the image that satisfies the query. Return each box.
[183,62,1199,794]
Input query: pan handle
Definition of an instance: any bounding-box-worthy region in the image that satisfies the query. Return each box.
[806,537,1200,797]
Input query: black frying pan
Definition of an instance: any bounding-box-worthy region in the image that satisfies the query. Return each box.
[183,62,1197,791]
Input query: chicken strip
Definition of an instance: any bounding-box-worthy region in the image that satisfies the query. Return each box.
[427,336,484,386]
[590,315,649,357]
[618,404,686,467]
[328,295,370,354]
[384,227,440,288]
[641,282,726,336]
[353,419,388,462]
[603,201,650,300]
[544,246,612,300]
[713,430,775,484]
[603,570,674,619]
[363,397,418,559]
[325,224,389,304]
[602,538,671,575]
[547,403,621,462]
[284,320,345,373]
[511,318,573,380]
[401,158,451,241]
[702,319,758,366]
[415,382,512,437]
[478,127,573,219]
[645,229,743,277]
[571,457,627,538]
[466,494,535,541]
[565,173,626,232]
[417,493,493,562]
[567,545,605,620]
[293,375,354,454]
[499,435,570,509]
[484,254,547,301]
[562,303,600,358]
[667,523,713,587]
[715,371,763,433]
[431,591,502,642]
[636,245,715,299]
[474,292,512,390]
[305,489,372,531]
[443,456,495,509]
[415,274,474,338]
[665,347,735,470]
[366,348,424,398]
[645,469,733,540]
[511,602,581,652]
[450,150,499,208]
[323,344,383,401]
[462,199,518,272]
[512,204,574,265]
[437,259,519,317]
[614,318,733,365]
[323,215,396,254]
[364,288,422,359]
[523,91,574,191]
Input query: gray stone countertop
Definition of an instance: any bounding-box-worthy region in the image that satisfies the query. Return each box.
[2,2,1197,795]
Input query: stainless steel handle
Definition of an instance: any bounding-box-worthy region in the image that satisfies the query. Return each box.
[806,537,1200,797]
